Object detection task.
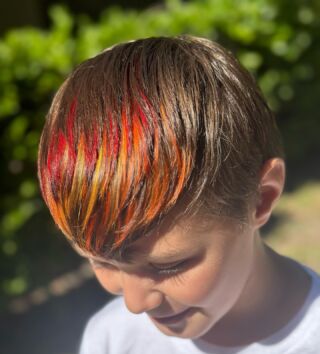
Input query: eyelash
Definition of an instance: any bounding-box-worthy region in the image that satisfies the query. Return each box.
[91,259,186,277]
[151,261,186,276]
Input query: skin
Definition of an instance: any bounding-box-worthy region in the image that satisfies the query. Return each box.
[87,158,312,347]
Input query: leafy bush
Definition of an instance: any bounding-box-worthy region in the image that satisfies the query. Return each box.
[0,0,319,309]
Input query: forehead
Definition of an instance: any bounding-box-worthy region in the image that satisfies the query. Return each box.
[123,221,197,260]
[101,215,236,263]
[81,214,241,264]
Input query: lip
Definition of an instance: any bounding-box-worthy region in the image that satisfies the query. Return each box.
[150,308,192,325]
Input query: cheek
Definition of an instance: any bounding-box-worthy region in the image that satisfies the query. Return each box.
[174,242,253,310]
[93,268,123,295]
[172,262,226,306]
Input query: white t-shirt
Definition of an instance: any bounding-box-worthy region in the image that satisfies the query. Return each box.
[78,262,320,354]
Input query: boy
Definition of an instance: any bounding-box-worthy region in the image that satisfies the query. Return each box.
[37,35,320,353]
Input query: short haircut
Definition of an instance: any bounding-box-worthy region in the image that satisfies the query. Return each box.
[37,34,284,261]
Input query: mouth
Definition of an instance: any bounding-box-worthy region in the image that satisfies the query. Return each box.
[150,308,192,325]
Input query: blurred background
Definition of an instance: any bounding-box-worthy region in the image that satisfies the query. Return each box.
[0,0,319,353]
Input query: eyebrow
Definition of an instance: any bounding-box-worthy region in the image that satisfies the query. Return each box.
[89,246,194,265]
[86,223,212,265]
[127,247,189,263]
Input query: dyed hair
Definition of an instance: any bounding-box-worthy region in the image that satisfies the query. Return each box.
[37,35,284,261]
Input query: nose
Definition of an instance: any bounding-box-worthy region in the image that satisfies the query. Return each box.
[121,270,164,314]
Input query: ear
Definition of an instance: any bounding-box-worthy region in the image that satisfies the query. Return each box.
[252,157,286,230]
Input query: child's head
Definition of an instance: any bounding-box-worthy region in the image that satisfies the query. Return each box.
[37,34,287,341]
[37,34,284,263]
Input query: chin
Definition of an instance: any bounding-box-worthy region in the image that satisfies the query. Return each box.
[151,313,215,340]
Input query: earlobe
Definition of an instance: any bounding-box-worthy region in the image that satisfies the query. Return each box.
[253,158,286,230]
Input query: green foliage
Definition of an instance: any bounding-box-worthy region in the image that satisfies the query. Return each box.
[0,0,319,308]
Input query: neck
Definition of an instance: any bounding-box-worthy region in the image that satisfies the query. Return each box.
[200,231,311,347]
[233,231,285,317]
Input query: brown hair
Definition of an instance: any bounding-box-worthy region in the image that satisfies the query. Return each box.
[37,34,284,261]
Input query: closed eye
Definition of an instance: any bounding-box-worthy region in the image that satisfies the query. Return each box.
[150,260,187,276]
[90,258,189,277]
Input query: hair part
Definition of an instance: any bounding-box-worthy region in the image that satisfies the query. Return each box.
[37,34,284,260]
